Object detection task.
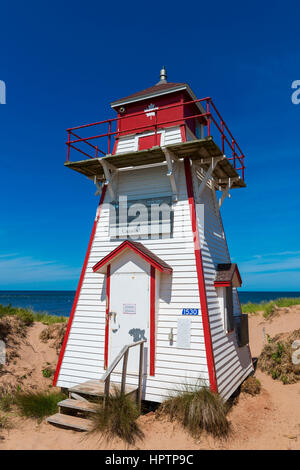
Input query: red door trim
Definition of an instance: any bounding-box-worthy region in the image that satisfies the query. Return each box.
[183,158,218,393]
[104,264,111,369]
[53,185,107,386]
[150,265,156,376]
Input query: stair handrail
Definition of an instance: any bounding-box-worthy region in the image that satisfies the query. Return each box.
[101,339,146,409]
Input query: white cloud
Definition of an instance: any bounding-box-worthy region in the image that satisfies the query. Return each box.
[0,254,80,285]
[238,250,300,289]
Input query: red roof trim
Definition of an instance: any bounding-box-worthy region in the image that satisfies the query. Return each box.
[214,281,232,287]
[111,82,188,107]
[235,265,242,286]
[214,263,242,288]
[92,240,173,274]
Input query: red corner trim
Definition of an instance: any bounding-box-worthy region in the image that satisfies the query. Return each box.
[53,186,107,386]
[180,124,187,143]
[235,265,242,286]
[150,265,156,376]
[104,264,110,369]
[184,158,218,393]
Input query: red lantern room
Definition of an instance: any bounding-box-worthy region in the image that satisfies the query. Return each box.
[65,67,245,188]
[110,67,207,153]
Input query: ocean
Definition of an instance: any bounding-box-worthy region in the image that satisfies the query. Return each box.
[0,290,300,317]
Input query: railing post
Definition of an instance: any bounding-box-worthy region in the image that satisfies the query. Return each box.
[242,155,245,181]
[137,341,144,410]
[221,121,224,154]
[95,145,98,159]
[232,139,236,168]
[121,349,129,395]
[67,131,71,161]
[104,375,110,405]
[206,100,210,136]
[108,120,112,154]
[154,109,158,146]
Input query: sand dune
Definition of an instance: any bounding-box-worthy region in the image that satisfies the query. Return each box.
[0,306,299,450]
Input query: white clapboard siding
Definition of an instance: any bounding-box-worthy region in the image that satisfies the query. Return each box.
[56,161,210,401]
[115,126,182,155]
[192,165,253,399]
[56,157,252,402]
[163,126,182,145]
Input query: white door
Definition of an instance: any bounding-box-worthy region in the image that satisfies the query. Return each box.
[109,271,149,374]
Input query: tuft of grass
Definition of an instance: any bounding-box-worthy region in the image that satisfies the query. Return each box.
[0,304,68,325]
[89,387,143,445]
[0,413,11,429]
[42,368,53,378]
[0,393,14,412]
[39,323,67,353]
[157,383,230,439]
[15,390,66,421]
[240,376,261,396]
[241,298,300,318]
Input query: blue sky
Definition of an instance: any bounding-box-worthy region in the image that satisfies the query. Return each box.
[0,0,299,291]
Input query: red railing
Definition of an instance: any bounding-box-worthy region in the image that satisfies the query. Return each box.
[65,97,245,181]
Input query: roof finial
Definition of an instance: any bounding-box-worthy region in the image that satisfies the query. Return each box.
[159,66,167,84]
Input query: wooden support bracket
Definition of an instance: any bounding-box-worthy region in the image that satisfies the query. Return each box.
[87,175,104,196]
[99,159,118,200]
[218,178,233,208]
[162,147,180,202]
[196,157,223,199]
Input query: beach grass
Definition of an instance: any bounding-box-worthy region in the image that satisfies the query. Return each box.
[241,297,300,318]
[0,304,68,325]
[258,328,300,384]
[15,390,66,421]
[0,413,11,429]
[89,387,144,444]
[0,392,14,412]
[157,383,230,438]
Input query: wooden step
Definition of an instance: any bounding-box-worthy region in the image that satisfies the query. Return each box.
[47,413,93,432]
[58,398,97,414]
[69,379,138,398]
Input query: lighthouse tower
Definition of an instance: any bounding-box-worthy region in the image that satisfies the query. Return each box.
[53,68,253,403]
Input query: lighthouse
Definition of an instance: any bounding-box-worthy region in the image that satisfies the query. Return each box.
[53,68,253,405]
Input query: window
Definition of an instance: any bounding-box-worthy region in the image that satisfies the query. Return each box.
[216,286,234,333]
[109,195,174,240]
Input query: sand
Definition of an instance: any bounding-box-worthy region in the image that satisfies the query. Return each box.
[0,307,299,450]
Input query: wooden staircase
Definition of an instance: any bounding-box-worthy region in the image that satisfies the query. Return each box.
[47,340,145,432]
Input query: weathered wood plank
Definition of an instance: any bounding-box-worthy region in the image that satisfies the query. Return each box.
[47,413,93,432]
[64,137,245,187]
[58,398,97,413]
[69,379,138,397]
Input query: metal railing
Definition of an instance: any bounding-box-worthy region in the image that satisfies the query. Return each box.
[101,339,146,409]
[65,97,246,181]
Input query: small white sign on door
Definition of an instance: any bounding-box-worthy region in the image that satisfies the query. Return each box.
[123,303,136,314]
